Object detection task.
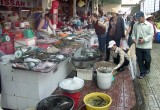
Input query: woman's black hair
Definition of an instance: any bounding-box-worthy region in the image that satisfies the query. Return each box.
[45,13,52,18]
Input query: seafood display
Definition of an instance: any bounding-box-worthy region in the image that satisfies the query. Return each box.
[9,30,97,72]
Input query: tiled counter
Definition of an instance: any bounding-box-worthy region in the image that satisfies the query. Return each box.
[0,58,73,110]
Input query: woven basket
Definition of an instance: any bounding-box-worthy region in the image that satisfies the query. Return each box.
[94,61,115,70]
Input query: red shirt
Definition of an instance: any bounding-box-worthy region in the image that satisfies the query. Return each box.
[50,0,59,24]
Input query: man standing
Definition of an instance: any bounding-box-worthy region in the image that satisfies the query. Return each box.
[132,11,154,79]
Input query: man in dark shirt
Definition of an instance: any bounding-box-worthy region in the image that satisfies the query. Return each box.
[127,15,136,47]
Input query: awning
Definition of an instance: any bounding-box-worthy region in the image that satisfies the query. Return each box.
[100,0,122,4]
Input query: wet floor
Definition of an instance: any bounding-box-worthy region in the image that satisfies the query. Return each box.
[54,68,136,110]
[53,43,160,110]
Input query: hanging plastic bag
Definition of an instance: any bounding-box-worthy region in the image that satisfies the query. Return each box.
[120,39,129,50]
[78,0,85,7]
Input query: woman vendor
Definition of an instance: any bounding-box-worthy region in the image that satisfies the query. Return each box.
[37,13,54,39]
[108,40,129,72]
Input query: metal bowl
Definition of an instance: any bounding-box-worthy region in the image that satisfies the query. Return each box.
[71,60,90,69]
[71,56,94,69]
[85,52,94,57]
[36,95,74,110]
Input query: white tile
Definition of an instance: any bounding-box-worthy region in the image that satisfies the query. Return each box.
[1,94,7,108]
[27,72,38,84]
[0,64,14,81]
[15,82,28,97]
[13,70,28,83]
[17,97,28,110]
[6,95,17,110]
[1,79,16,95]
[27,84,39,99]
[27,98,39,108]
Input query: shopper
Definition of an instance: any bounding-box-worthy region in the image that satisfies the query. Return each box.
[6,14,12,22]
[37,13,54,39]
[132,11,154,79]
[92,13,107,56]
[127,15,137,47]
[108,40,129,72]
[103,15,111,32]
[98,10,105,22]
[146,15,157,41]
[12,12,20,21]
[106,8,125,61]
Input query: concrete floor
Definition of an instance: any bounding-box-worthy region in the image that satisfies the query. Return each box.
[53,44,160,110]
[136,43,160,110]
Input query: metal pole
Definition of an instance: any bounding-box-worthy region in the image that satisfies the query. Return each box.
[73,0,76,17]
[154,0,156,12]
[159,0,160,10]
[96,0,98,14]
[92,0,94,14]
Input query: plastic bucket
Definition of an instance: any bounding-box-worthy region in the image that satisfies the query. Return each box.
[96,69,113,90]
[155,32,160,43]
[84,92,112,110]
[63,92,80,109]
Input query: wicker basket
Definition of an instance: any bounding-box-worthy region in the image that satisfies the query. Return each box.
[94,61,115,70]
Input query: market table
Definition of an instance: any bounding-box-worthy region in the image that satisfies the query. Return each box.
[0,57,73,110]
[0,31,98,109]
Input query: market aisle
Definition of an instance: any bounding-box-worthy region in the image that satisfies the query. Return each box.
[54,67,136,110]
[137,43,160,110]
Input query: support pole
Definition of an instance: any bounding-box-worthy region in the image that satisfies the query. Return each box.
[73,0,76,17]
[96,0,98,14]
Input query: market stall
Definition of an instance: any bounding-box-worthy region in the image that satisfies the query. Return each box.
[0,57,72,109]
[0,28,99,109]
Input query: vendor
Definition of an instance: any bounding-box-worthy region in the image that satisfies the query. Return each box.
[108,40,129,72]
[12,12,20,21]
[37,13,54,39]
[6,14,12,22]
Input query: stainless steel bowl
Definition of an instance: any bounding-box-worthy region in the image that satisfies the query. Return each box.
[71,60,90,69]
[85,52,94,57]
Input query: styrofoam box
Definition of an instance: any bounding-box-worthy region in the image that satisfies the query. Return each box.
[14,37,36,49]
[76,68,93,80]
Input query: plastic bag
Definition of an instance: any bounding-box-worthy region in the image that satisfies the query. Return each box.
[78,0,85,7]
[120,39,129,50]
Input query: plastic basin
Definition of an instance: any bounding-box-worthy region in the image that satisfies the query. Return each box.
[84,92,112,110]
